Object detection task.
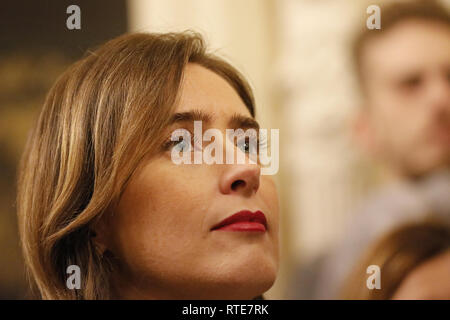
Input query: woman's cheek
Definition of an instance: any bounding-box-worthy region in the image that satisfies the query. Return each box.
[261,177,279,211]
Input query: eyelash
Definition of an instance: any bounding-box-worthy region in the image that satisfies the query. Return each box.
[161,131,201,152]
[236,134,268,154]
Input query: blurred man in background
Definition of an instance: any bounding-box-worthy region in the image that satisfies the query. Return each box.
[290,0,450,299]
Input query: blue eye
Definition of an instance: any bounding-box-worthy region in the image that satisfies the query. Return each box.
[173,139,191,152]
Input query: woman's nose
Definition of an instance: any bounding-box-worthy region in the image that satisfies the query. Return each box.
[219,163,260,197]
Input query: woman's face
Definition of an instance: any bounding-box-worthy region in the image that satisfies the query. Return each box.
[102,63,279,299]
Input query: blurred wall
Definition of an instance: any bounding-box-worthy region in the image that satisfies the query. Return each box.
[277,0,372,264]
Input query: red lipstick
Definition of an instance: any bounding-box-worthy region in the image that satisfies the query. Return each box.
[211,210,267,232]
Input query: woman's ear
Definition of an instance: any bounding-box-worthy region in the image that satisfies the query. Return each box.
[90,217,111,256]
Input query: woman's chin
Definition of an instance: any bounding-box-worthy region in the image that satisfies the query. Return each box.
[201,257,278,299]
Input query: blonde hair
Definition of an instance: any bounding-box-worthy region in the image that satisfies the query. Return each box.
[340,219,450,299]
[16,32,255,299]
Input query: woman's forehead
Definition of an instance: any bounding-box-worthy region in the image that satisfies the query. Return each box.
[175,63,252,120]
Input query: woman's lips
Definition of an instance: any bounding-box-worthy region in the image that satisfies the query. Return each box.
[211,210,267,232]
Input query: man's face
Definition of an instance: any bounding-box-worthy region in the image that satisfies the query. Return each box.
[360,20,450,177]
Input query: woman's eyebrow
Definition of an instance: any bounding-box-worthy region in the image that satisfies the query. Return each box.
[167,110,259,130]
[229,113,260,130]
[168,109,213,125]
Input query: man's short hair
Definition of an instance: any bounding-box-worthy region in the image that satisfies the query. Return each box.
[352,0,450,87]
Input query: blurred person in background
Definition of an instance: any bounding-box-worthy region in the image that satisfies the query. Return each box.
[340,219,450,300]
[290,0,450,299]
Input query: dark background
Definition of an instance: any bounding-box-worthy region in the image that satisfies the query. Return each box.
[0,0,128,299]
